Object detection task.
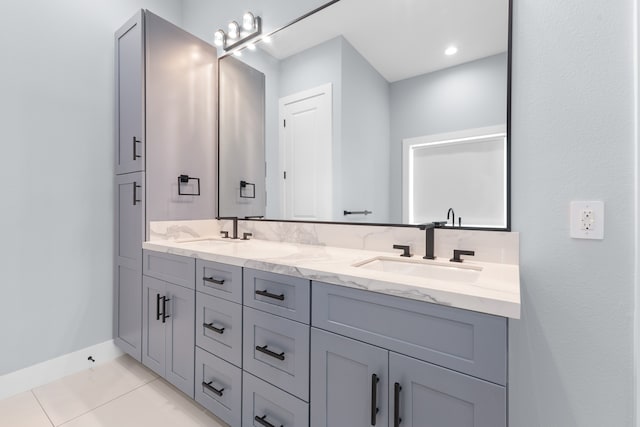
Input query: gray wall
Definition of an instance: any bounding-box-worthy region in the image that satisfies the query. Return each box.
[182,1,637,425]
[0,0,183,375]
[389,53,508,222]
[340,39,390,222]
[509,0,635,425]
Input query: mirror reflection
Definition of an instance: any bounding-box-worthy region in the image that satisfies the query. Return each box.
[218,0,509,228]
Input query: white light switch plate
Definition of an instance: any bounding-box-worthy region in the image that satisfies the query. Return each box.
[570,201,604,239]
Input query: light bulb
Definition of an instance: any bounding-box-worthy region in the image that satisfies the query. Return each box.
[243,12,255,31]
[445,46,458,56]
[228,21,240,39]
[213,30,225,47]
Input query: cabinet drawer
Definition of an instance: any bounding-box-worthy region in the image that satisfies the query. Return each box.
[243,372,309,427]
[244,269,310,323]
[195,292,242,367]
[243,307,310,401]
[312,282,507,385]
[195,347,242,427]
[196,259,242,303]
[143,250,195,289]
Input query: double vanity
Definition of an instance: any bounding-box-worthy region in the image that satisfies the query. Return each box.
[133,219,520,427]
[113,2,518,425]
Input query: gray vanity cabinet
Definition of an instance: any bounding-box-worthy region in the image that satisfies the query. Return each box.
[141,254,196,398]
[114,172,144,360]
[310,328,389,427]
[113,9,217,362]
[311,281,507,427]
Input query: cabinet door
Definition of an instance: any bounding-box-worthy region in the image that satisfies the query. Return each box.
[115,11,144,175]
[114,172,144,360]
[388,353,506,427]
[142,276,166,377]
[311,328,389,427]
[165,282,196,398]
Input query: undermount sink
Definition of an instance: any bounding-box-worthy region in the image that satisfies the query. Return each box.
[176,237,244,246]
[353,256,482,282]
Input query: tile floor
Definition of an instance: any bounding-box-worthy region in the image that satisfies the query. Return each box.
[0,355,227,427]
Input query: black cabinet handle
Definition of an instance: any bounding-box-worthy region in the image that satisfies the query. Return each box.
[371,374,380,425]
[254,415,282,427]
[203,277,225,285]
[394,382,402,427]
[133,136,141,160]
[161,297,171,323]
[202,381,224,397]
[156,293,162,321]
[255,289,285,301]
[255,345,285,361]
[203,323,225,334]
[133,182,142,205]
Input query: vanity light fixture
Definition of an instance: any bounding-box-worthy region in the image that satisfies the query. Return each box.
[214,12,262,52]
[445,45,458,56]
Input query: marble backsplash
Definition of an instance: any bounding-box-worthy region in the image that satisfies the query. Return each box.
[149,219,519,265]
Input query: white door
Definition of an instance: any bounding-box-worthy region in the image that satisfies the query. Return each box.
[279,84,332,220]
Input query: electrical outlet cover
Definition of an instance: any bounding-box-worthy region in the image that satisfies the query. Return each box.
[570,201,604,239]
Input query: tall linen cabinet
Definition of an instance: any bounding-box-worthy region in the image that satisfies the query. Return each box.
[113,10,218,361]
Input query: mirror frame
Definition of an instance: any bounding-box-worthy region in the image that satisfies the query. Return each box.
[218,0,512,232]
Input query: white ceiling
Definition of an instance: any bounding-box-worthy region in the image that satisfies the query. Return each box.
[256,0,509,82]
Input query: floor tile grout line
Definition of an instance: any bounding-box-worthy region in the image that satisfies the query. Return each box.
[56,377,160,427]
[30,389,55,427]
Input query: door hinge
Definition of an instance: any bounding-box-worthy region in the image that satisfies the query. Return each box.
[283,119,286,127]
[283,171,287,179]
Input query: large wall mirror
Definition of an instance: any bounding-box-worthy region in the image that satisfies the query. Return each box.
[218,0,511,230]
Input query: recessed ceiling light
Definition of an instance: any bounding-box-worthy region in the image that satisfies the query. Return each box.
[247,43,256,51]
[262,35,271,44]
[445,46,458,56]
[233,50,243,57]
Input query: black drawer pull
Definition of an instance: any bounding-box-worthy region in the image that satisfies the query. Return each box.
[161,297,171,323]
[254,415,282,427]
[156,293,162,321]
[202,381,224,397]
[203,277,225,285]
[255,289,285,301]
[255,345,285,361]
[203,323,225,334]
[394,382,402,427]
[371,373,380,425]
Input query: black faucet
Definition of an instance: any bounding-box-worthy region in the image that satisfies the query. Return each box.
[418,221,446,260]
[217,216,239,239]
[447,208,455,227]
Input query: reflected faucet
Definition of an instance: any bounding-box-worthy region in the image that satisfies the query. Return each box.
[217,216,239,239]
[418,221,446,260]
[447,208,455,227]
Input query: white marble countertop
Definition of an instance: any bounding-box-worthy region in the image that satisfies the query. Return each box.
[142,237,520,319]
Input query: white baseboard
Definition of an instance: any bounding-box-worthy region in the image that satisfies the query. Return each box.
[0,340,124,400]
